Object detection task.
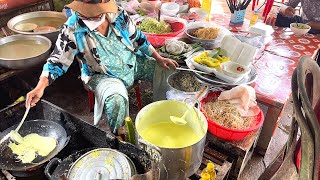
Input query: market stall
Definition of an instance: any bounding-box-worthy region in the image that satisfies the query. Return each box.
[0,0,319,179]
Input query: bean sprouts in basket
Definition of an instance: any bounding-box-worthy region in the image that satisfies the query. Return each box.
[202,96,254,129]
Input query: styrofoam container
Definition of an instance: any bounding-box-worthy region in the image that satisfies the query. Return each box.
[161,2,179,16]
[220,61,251,79]
[190,51,244,84]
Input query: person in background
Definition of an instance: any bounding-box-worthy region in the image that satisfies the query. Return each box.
[275,0,320,34]
[276,0,320,66]
[25,0,178,133]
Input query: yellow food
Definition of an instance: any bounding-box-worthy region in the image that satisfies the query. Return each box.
[194,51,229,68]
[193,27,220,40]
[140,122,201,148]
[8,133,57,163]
[202,97,254,129]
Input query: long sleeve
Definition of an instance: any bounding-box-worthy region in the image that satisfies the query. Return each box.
[286,0,300,8]
[40,25,78,84]
[126,12,155,57]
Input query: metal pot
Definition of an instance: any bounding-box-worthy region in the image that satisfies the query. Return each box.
[135,100,208,180]
[66,148,136,180]
[7,11,67,43]
[0,35,51,69]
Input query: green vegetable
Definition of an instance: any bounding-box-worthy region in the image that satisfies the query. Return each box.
[137,18,172,34]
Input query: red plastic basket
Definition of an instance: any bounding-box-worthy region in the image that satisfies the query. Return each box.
[200,91,264,141]
[142,21,186,47]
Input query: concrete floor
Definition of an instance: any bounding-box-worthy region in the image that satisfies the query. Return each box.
[39,64,294,180]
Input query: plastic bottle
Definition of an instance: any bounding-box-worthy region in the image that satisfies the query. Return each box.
[201,0,212,20]
[201,162,217,180]
[250,10,259,27]
[200,172,211,180]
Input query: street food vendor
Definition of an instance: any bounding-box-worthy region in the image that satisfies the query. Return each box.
[25,0,178,133]
[275,0,320,34]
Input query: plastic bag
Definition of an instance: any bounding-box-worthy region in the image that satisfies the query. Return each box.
[218,85,260,116]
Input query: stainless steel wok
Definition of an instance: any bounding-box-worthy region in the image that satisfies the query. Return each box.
[0,34,51,69]
[7,11,67,43]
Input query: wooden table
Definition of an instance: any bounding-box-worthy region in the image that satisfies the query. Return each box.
[209,13,320,155]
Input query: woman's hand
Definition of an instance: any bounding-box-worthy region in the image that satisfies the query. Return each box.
[280,6,295,16]
[156,56,179,70]
[152,50,179,70]
[26,88,45,108]
[25,77,49,108]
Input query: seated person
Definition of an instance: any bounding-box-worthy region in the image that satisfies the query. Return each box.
[275,0,320,34]
[26,0,178,133]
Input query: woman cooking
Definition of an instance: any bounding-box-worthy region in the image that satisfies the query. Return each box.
[25,0,178,133]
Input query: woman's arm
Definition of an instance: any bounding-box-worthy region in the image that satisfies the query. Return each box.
[307,21,320,31]
[41,25,78,84]
[279,0,301,16]
[26,25,78,107]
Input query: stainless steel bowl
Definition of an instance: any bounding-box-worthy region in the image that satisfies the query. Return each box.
[0,35,52,69]
[7,11,67,43]
[185,27,218,49]
[167,71,204,95]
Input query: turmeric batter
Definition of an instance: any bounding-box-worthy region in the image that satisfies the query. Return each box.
[8,132,57,164]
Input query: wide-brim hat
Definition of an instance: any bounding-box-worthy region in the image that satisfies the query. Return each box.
[66,0,118,18]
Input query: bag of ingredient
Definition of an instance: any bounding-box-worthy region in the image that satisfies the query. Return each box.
[218,85,260,116]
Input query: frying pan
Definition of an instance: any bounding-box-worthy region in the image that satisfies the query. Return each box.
[0,120,70,171]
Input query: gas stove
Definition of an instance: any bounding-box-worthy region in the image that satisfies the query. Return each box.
[0,100,233,180]
[0,100,151,180]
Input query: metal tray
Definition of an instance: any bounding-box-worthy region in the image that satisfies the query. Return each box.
[194,66,258,87]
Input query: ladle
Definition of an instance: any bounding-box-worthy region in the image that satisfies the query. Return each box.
[169,86,208,125]
[176,67,212,75]
[0,105,30,144]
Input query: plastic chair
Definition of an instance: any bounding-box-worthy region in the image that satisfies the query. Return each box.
[87,81,142,112]
[258,56,320,180]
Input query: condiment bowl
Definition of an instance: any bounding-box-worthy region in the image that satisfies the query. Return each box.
[290,23,311,36]
[220,61,250,79]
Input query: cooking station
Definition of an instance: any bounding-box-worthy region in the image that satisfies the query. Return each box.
[0,100,152,179]
[0,98,264,179]
[0,0,281,179]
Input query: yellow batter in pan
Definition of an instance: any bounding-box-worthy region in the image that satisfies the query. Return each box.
[8,132,57,163]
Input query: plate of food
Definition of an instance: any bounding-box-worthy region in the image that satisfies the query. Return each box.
[185,50,257,86]
[189,49,248,84]
[158,39,202,63]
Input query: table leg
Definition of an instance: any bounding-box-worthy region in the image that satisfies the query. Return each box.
[256,104,284,156]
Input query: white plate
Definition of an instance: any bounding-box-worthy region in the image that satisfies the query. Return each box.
[189,50,244,84]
